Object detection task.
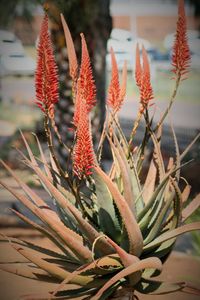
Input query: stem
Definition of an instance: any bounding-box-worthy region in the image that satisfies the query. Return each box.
[128,105,144,157]
[51,118,70,154]
[44,113,66,179]
[154,73,181,132]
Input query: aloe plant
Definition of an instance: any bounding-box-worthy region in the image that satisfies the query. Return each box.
[1,1,200,299]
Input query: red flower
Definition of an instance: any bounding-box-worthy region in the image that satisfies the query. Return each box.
[172,0,190,78]
[107,48,120,111]
[135,43,142,87]
[35,14,59,119]
[137,45,154,109]
[73,33,96,126]
[73,97,94,178]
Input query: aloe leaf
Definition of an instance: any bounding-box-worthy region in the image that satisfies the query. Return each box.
[0,236,68,260]
[143,188,175,245]
[19,130,38,166]
[182,193,200,222]
[60,13,78,81]
[170,122,180,182]
[0,179,92,262]
[0,160,45,207]
[91,257,162,300]
[0,263,59,283]
[92,169,121,242]
[94,165,143,257]
[136,277,185,295]
[144,222,200,251]
[10,208,74,257]
[112,130,144,214]
[33,133,53,181]
[182,184,191,203]
[24,160,113,255]
[108,137,136,215]
[142,158,157,204]
[180,132,200,161]
[150,130,165,182]
[9,242,92,286]
[50,255,122,299]
[138,162,186,221]
[169,177,183,229]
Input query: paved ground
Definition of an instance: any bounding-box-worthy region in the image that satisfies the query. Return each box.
[0,237,200,300]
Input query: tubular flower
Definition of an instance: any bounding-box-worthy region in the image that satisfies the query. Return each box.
[73,34,96,126]
[117,60,127,111]
[35,14,59,119]
[79,33,96,112]
[172,0,190,78]
[135,43,142,87]
[107,48,120,111]
[73,98,94,178]
[139,46,154,109]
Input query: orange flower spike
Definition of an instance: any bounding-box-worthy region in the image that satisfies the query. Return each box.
[35,14,59,119]
[79,33,96,113]
[172,0,190,78]
[61,13,78,81]
[135,43,142,87]
[118,60,127,111]
[140,46,154,108]
[107,47,120,111]
[73,99,95,179]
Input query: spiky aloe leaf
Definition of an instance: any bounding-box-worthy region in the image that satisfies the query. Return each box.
[0,262,60,283]
[136,277,185,295]
[94,165,143,257]
[50,254,123,299]
[181,183,191,203]
[0,178,92,262]
[33,133,53,181]
[91,257,162,300]
[180,132,200,161]
[92,169,121,243]
[108,136,136,215]
[144,222,200,251]
[10,208,73,257]
[8,241,93,286]
[182,193,200,221]
[23,157,113,255]
[142,158,157,204]
[60,13,78,82]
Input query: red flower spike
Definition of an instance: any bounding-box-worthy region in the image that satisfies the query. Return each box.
[79,33,96,113]
[172,0,190,78]
[73,98,95,179]
[139,46,154,108]
[135,43,142,87]
[117,60,127,111]
[107,47,120,111]
[35,14,59,118]
[73,83,82,127]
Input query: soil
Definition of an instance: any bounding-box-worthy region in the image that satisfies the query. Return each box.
[0,231,199,300]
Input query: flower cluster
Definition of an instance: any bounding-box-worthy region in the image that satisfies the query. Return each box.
[35,14,59,119]
[172,0,190,78]
[73,34,96,178]
[135,44,154,110]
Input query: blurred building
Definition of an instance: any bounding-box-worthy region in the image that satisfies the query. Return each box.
[111,0,196,42]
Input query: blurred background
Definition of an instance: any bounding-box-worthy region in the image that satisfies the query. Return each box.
[0,1,200,296]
